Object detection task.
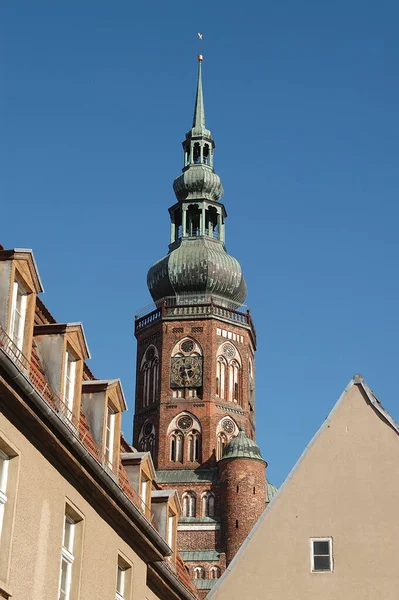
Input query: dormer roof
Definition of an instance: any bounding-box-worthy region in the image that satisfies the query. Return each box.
[0,248,44,293]
[82,378,127,411]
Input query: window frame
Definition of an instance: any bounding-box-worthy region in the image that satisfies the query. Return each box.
[310,537,333,573]
[9,279,28,351]
[104,404,116,469]
[63,350,77,414]
[0,450,9,540]
[116,554,132,600]
[59,515,76,600]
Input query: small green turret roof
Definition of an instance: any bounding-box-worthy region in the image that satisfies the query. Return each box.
[221,428,265,462]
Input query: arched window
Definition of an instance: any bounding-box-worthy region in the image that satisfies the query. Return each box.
[202,492,215,517]
[187,430,200,462]
[203,144,210,165]
[193,143,201,164]
[143,363,151,407]
[210,567,221,579]
[193,566,205,580]
[170,431,184,462]
[217,432,228,461]
[229,360,240,402]
[141,346,159,407]
[152,358,159,404]
[216,357,226,399]
[138,421,156,458]
[182,492,196,517]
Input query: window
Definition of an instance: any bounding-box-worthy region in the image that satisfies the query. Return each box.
[193,566,205,579]
[9,280,27,351]
[228,360,240,402]
[116,556,132,600]
[170,431,184,462]
[140,475,149,513]
[141,346,159,407]
[310,538,333,572]
[59,515,76,600]
[63,351,76,414]
[0,451,9,540]
[182,492,196,517]
[104,405,116,469]
[216,432,228,461]
[210,567,220,579]
[116,564,126,600]
[216,357,226,399]
[201,492,215,517]
[187,430,200,462]
[167,509,176,553]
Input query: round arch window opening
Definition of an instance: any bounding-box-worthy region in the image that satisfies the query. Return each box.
[222,343,235,358]
[177,415,193,431]
[222,418,235,434]
[181,340,195,354]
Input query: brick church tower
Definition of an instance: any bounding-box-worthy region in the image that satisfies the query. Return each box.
[133,54,267,596]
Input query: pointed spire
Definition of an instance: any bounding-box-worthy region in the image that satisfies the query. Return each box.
[192,55,205,131]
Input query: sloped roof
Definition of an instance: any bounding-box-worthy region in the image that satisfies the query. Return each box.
[156,469,217,484]
[180,550,220,562]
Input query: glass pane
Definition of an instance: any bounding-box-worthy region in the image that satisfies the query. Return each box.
[63,518,74,553]
[59,559,69,597]
[313,541,329,555]
[116,565,125,594]
[314,555,331,571]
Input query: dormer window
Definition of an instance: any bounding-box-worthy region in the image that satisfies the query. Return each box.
[63,351,77,415]
[104,405,116,469]
[9,280,27,351]
[140,474,149,512]
[167,508,176,553]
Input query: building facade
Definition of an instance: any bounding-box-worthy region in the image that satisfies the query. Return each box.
[0,246,198,600]
[208,376,399,600]
[132,56,274,597]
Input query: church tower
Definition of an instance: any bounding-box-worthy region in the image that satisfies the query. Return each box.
[133,55,267,596]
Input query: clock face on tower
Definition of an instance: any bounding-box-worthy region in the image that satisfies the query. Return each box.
[171,356,202,388]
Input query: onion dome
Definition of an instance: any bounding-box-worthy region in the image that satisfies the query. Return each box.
[147,55,247,308]
[173,165,223,203]
[221,428,265,462]
[148,238,247,306]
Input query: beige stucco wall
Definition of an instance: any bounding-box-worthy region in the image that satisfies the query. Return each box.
[210,383,399,600]
[0,414,160,600]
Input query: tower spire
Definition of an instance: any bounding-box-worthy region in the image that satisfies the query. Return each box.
[193,55,205,131]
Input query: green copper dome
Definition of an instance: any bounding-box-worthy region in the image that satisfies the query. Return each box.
[221,428,265,462]
[148,238,247,305]
[147,57,247,308]
[173,165,224,203]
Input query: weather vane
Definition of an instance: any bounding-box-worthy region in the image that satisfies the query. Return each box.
[197,32,203,62]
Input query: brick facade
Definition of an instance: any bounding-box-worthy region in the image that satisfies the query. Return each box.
[133,311,267,594]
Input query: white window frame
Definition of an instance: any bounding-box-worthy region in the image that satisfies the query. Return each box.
[0,450,9,540]
[167,511,175,551]
[59,515,76,600]
[9,280,27,351]
[310,537,333,573]
[116,563,126,600]
[105,405,116,469]
[63,351,76,414]
[140,475,148,513]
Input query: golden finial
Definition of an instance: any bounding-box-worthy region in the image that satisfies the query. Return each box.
[198,54,203,62]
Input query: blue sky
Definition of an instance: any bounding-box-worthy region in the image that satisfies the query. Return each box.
[2,1,399,486]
